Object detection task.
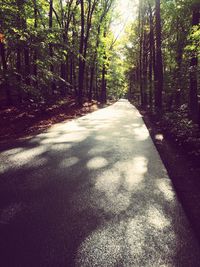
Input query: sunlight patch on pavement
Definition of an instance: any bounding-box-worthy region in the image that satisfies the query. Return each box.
[125,215,177,266]
[147,206,170,230]
[122,156,148,190]
[93,157,148,214]
[90,108,123,119]
[132,123,140,127]
[75,215,178,267]
[87,157,108,170]
[40,131,88,144]
[95,169,121,195]
[95,170,121,193]
[75,223,122,267]
[37,120,89,145]
[49,120,87,132]
[125,217,146,257]
[111,131,120,136]
[51,143,73,151]
[37,131,60,138]
[99,192,131,214]
[95,135,107,141]
[86,119,115,130]
[9,146,47,163]
[133,125,149,141]
[0,146,48,173]
[95,170,131,213]
[1,147,24,157]
[157,179,175,201]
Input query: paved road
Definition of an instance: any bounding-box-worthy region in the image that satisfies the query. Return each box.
[0,99,200,267]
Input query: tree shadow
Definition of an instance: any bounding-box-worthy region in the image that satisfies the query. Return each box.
[0,101,200,266]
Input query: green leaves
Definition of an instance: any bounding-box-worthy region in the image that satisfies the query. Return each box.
[186,25,200,54]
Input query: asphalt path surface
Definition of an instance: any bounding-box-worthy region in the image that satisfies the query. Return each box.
[0,99,200,267]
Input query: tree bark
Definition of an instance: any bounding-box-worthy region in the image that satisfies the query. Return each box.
[154,0,163,111]
[101,63,107,104]
[189,7,199,123]
[49,0,56,94]
[16,48,22,102]
[149,4,154,109]
[24,47,30,86]
[0,42,12,104]
[142,29,148,106]
[33,0,38,88]
[78,0,85,106]
[139,4,144,106]
[89,0,112,101]
[101,30,107,104]
[89,23,101,101]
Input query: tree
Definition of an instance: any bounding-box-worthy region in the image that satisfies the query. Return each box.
[154,0,163,110]
[0,38,12,104]
[189,3,199,123]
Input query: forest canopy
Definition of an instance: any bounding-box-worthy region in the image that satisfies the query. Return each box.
[123,0,200,122]
[0,0,199,120]
[0,0,127,107]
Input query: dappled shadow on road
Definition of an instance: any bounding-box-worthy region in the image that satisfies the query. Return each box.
[0,101,200,267]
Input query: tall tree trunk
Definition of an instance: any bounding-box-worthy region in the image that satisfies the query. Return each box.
[100,30,107,104]
[154,0,163,111]
[89,66,95,101]
[138,2,144,106]
[73,58,77,95]
[24,47,30,86]
[142,29,148,106]
[89,0,112,101]
[15,0,23,102]
[189,7,199,123]
[16,47,22,102]
[78,0,85,106]
[16,0,30,92]
[60,33,67,96]
[89,23,101,101]
[0,42,12,104]
[70,52,73,88]
[60,62,66,96]
[49,0,56,94]
[85,66,89,95]
[78,0,97,105]
[33,0,38,88]
[72,23,77,95]
[149,4,154,109]
[23,4,30,87]
[95,64,99,100]
[101,64,106,104]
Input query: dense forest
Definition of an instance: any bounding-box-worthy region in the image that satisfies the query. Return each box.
[1,3,200,265]
[124,0,200,121]
[122,0,200,156]
[0,0,126,107]
[1,0,199,107]
[0,0,200,147]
